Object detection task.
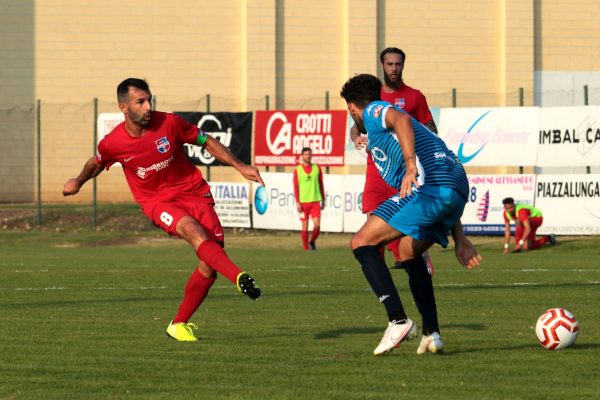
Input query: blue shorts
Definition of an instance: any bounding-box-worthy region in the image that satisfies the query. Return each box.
[372,186,467,248]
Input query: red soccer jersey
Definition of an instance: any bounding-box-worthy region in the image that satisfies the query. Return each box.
[96,111,212,205]
[380,84,433,125]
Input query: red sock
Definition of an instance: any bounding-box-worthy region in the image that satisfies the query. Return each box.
[531,236,550,249]
[310,226,320,243]
[195,241,242,284]
[386,238,401,262]
[301,230,309,250]
[173,269,216,323]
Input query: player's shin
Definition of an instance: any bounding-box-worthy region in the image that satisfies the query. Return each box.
[401,257,439,335]
[173,268,216,323]
[353,245,407,322]
[195,240,242,284]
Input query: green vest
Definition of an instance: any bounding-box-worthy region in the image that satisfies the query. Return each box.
[296,164,323,203]
[505,203,542,221]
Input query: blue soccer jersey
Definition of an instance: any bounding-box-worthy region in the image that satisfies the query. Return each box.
[362,101,469,200]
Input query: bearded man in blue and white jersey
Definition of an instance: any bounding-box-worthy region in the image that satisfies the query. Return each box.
[340,74,482,356]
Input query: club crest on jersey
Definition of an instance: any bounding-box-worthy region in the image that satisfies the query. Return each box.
[155,136,170,154]
[373,105,384,118]
[395,98,405,109]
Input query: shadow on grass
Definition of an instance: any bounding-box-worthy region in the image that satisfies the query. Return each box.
[315,322,487,340]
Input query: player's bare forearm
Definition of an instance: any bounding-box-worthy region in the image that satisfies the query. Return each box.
[203,136,265,186]
[63,157,103,196]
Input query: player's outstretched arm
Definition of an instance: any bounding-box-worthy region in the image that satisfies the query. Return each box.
[203,135,265,186]
[451,219,482,269]
[63,157,104,196]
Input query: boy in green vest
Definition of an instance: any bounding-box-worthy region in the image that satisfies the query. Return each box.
[502,197,558,253]
[293,147,326,250]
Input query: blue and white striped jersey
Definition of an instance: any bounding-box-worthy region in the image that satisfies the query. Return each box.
[362,101,469,200]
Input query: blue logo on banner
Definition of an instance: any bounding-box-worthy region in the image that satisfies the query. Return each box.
[254,186,268,215]
[457,110,492,164]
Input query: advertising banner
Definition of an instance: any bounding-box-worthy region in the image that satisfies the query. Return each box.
[342,174,367,233]
[209,182,250,228]
[251,172,344,232]
[439,107,538,166]
[535,174,600,235]
[174,112,252,166]
[254,110,347,166]
[462,174,536,235]
[537,106,600,167]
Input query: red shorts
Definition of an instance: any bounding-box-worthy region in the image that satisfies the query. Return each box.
[362,161,398,214]
[142,196,224,243]
[300,201,321,221]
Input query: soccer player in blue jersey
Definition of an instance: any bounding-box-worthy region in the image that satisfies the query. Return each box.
[340,74,482,355]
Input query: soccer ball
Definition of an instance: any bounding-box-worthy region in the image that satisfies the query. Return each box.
[535,308,579,350]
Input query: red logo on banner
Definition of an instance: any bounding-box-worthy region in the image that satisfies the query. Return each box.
[254,110,347,166]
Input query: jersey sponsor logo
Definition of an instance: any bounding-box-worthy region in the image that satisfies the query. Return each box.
[123,156,135,162]
[373,105,384,118]
[135,156,174,179]
[395,98,405,109]
[155,136,171,154]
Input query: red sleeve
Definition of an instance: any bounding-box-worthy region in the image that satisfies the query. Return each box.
[414,91,433,125]
[517,208,531,222]
[172,113,201,144]
[503,211,509,223]
[318,166,325,200]
[96,137,115,170]
[293,169,299,203]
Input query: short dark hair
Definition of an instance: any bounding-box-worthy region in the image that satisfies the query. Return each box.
[117,78,150,103]
[379,47,406,63]
[502,197,515,205]
[301,147,312,153]
[340,74,382,107]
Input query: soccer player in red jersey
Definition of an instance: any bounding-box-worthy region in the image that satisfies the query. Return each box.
[63,78,264,342]
[351,47,437,272]
[292,147,325,250]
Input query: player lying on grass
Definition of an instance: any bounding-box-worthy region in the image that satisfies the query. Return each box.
[63,78,264,342]
[340,74,482,356]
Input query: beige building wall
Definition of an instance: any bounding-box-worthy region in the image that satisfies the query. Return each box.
[1,0,599,203]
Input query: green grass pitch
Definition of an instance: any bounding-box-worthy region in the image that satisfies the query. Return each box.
[0,230,599,399]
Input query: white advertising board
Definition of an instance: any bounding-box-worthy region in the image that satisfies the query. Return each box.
[97,113,125,167]
[342,174,367,233]
[534,174,600,235]
[252,172,344,232]
[462,175,536,235]
[439,107,539,166]
[209,182,251,228]
[537,106,600,167]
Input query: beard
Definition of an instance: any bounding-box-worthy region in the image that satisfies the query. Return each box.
[352,114,366,134]
[132,110,151,126]
[383,71,402,88]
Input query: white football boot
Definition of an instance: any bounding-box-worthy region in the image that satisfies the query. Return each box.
[416,332,444,354]
[373,318,417,355]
